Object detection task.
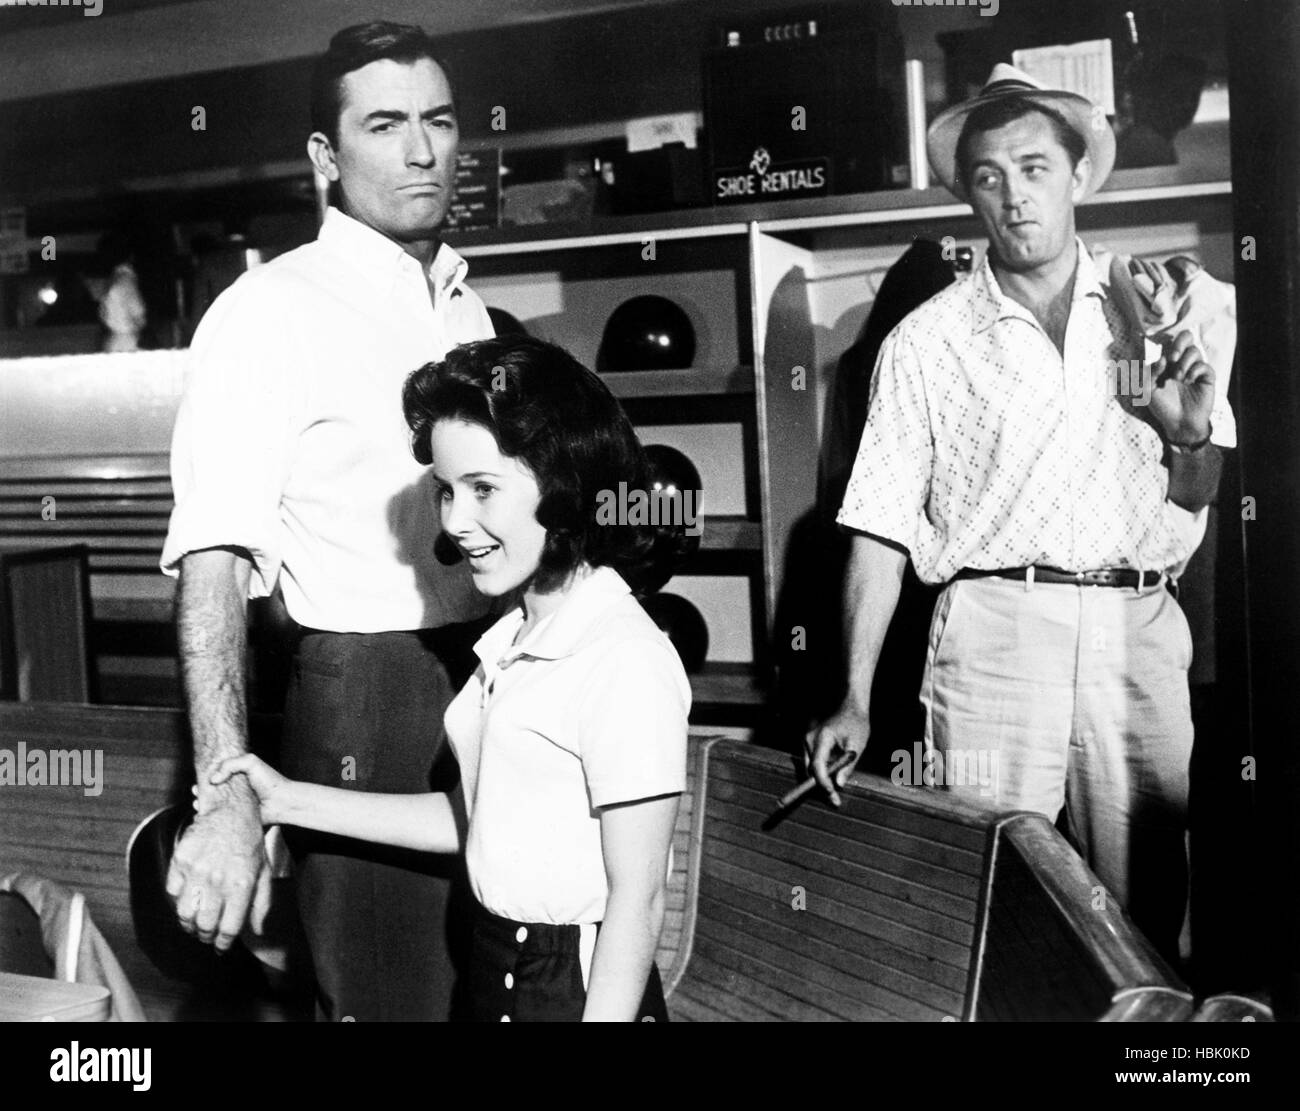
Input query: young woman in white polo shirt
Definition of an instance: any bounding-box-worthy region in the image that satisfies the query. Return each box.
[208,336,693,1021]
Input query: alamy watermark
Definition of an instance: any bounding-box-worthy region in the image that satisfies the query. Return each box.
[594,482,702,536]
[50,1043,150,1091]
[0,0,104,16]
[892,742,1000,799]
[892,0,999,17]
[0,742,104,797]
[1103,358,1155,407]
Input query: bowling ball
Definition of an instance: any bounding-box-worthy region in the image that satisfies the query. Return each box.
[127,805,308,990]
[599,295,696,371]
[127,805,262,986]
[638,444,702,592]
[487,306,529,337]
[641,592,709,673]
[645,444,702,505]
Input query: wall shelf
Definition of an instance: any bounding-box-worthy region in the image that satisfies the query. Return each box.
[450,173,1232,258]
[701,516,762,553]
[0,143,1234,725]
[600,366,754,399]
[689,663,766,710]
[457,175,1245,714]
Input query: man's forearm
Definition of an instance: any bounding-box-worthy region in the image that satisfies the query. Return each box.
[169,547,270,948]
[177,548,255,799]
[1167,444,1223,513]
[841,534,909,714]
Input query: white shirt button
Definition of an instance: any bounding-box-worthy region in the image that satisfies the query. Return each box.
[500,1015,510,1022]
[515,926,528,944]
[505,973,514,990]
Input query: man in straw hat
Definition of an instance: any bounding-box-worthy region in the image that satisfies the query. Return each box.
[808,64,1236,966]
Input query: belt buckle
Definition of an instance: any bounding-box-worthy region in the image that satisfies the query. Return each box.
[1074,570,1086,586]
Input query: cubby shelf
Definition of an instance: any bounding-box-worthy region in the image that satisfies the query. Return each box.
[448,176,1232,258]
[688,663,766,710]
[599,365,754,399]
[449,151,1234,717]
[701,516,761,553]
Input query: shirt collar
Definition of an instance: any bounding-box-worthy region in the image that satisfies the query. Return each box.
[317,206,470,299]
[473,566,634,669]
[970,237,1107,335]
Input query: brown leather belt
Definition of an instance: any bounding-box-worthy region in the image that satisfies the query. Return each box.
[954,565,1164,589]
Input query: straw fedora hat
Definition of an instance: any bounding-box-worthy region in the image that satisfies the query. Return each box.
[927,63,1116,202]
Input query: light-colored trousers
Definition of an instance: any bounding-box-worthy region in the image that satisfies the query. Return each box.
[921,575,1193,961]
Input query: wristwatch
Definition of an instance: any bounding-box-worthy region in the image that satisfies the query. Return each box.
[1168,424,1213,454]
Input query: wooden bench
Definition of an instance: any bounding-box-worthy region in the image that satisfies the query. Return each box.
[0,971,111,1022]
[0,703,203,1006]
[0,703,711,1019]
[0,545,97,702]
[0,702,293,1018]
[0,707,1192,1021]
[659,737,1193,1022]
[0,701,701,1010]
[0,455,177,706]
[0,454,295,710]
[1191,993,1274,1022]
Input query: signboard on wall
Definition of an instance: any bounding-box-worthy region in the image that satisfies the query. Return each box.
[713,147,830,203]
[446,149,502,232]
[704,30,903,204]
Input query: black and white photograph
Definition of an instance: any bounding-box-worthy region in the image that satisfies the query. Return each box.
[0,0,1294,1082]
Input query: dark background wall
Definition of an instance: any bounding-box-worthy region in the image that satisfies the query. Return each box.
[0,1,898,202]
[1,0,1228,204]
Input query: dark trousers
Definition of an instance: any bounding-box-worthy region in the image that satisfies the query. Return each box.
[280,626,477,1022]
[461,898,669,1022]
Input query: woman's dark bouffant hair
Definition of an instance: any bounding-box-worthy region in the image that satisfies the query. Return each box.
[402,335,693,595]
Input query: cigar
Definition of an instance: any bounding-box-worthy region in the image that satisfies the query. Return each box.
[776,750,858,810]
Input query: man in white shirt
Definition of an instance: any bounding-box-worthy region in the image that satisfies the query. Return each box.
[808,66,1233,965]
[160,22,493,1020]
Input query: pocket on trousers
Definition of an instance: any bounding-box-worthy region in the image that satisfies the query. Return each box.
[1168,592,1194,673]
[282,661,357,784]
[294,639,346,680]
[927,583,965,668]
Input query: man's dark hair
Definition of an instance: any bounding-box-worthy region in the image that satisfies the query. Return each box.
[310,21,455,145]
[403,336,693,595]
[956,95,1087,191]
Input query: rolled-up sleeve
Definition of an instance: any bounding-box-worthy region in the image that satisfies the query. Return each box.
[160,275,300,599]
[836,323,933,552]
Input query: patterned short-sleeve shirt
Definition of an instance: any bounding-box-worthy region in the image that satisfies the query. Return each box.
[837,241,1233,584]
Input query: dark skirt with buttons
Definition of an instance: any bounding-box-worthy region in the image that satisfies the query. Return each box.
[460,898,669,1022]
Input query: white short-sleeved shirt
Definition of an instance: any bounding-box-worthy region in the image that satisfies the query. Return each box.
[838,242,1236,583]
[161,207,495,632]
[444,566,691,925]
